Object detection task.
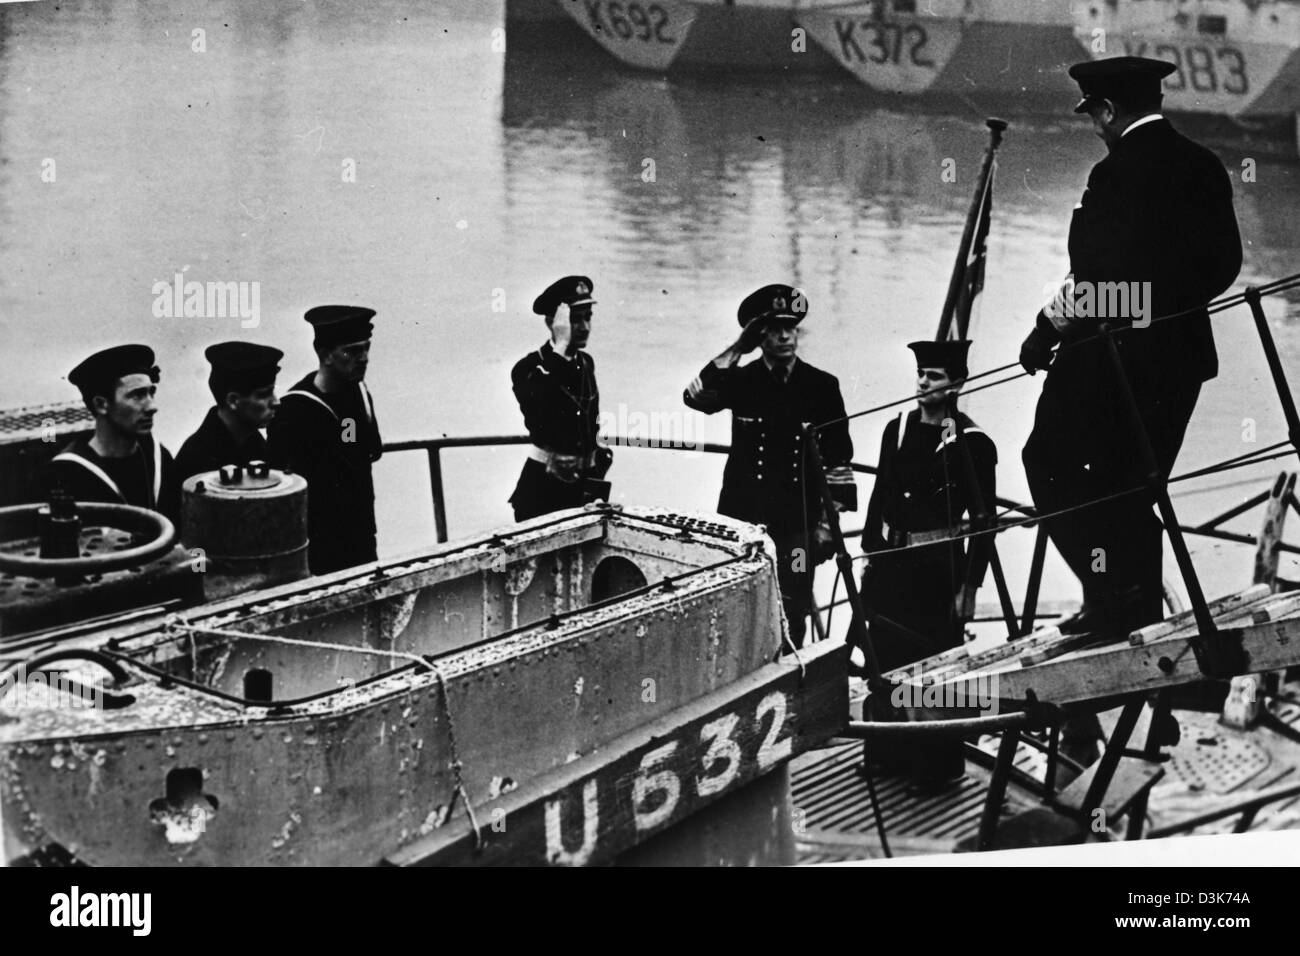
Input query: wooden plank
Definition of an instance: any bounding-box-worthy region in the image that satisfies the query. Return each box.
[1224,472,1295,729]
[906,626,1067,682]
[1056,756,1164,819]
[1253,473,1295,587]
[930,617,1300,706]
[1249,593,1300,623]
[383,639,848,866]
[797,830,957,860]
[1128,584,1271,646]
[1021,630,1114,667]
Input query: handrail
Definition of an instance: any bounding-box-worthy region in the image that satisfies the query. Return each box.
[380,431,1296,643]
[1143,782,1300,838]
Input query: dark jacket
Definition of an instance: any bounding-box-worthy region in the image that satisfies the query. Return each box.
[862,409,997,590]
[47,432,180,524]
[683,356,855,535]
[1039,118,1242,395]
[510,342,600,457]
[266,373,382,574]
[174,406,270,482]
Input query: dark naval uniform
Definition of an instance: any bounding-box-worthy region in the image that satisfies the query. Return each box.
[1021,58,1242,627]
[175,406,269,481]
[269,373,381,575]
[509,276,611,522]
[266,306,382,576]
[684,285,855,648]
[49,343,179,522]
[175,341,281,481]
[861,408,997,671]
[49,433,179,522]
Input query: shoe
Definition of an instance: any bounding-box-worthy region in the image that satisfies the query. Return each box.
[1056,605,1103,635]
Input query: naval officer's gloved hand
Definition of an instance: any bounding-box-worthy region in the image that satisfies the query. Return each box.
[1019,325,1056,375]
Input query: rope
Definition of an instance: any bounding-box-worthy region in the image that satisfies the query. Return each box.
[853,440,1298,562]
[814,271,1300,433]
[163,615,484,851]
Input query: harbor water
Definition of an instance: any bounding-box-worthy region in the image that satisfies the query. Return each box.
[3,0,1300,617]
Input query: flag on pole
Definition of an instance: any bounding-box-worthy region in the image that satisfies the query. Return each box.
[951,159,996,342]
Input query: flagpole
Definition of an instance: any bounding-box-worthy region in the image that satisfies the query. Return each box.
[935,117,1008,342]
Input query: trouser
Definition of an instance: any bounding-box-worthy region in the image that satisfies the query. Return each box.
[510,458,587,522]
[1025,373,1201,765]
[1023,375,1201,619]
[860,548,965,673]
[772,530,814,650]
[859,555,967,780]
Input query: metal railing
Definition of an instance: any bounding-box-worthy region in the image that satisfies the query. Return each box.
[381,424,1297,644]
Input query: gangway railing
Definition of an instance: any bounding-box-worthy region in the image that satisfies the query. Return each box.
[381,427,1300,644]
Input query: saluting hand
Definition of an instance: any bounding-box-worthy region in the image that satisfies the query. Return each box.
[734,316,767,355]
[551,302,573,355]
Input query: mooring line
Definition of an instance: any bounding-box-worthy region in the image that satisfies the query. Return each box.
[163,616,484,852]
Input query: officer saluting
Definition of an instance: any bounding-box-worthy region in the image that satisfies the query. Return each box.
[50,344,179,521]
[861,340,997,672]
[1019,57,1242,637]
[267,306,382,575]
[509,276,613,521]
[683,284,856,649]
[175,342,282,481]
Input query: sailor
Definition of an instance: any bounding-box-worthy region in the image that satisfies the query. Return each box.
[509,276,613,521]
[860,339,997,672]
[1019,57,1242,639]
[49,344,180,521]
[266,305,382,575]
[175,342,283,481]
[683,284,856,650]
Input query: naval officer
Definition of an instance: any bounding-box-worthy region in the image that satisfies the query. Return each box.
[267,305,382,575]
[49,344,180,521]
[1019,57,1242,639]
[683,284,856,649]
[175,342,282,481]
[861,339,997,672]
[509,276,613,521]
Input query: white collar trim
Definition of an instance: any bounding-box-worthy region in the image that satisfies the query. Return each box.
[1122,114,1164,138]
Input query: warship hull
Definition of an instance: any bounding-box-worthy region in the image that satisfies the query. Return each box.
[0,506,846,866]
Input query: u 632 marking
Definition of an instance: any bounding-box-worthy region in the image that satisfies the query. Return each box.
[543,690,793,864]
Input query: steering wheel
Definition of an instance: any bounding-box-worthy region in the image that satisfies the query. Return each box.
[0,501,176,579]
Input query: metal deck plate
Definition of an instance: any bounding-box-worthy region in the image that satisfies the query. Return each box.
[0,401,91,444]
[1164,711,1271,794]
[790,740,1040,862]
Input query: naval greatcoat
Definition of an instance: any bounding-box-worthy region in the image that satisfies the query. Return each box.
[1023,117,1242,621]
[684,356,855,647]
